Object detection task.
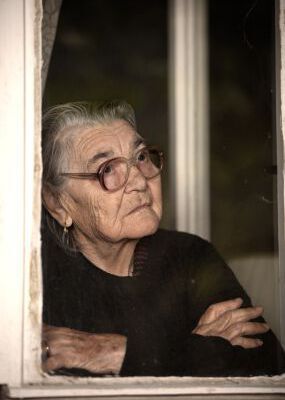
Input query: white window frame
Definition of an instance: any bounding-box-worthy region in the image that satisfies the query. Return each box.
[0,0,285,398]
[276,0,285,351]
[0,0,42,389]
[169,0,210,240]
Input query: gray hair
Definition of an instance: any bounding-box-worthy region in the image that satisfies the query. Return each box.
[42,99,137,251]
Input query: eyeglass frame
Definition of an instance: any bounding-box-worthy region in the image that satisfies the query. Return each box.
[60,146,163,192]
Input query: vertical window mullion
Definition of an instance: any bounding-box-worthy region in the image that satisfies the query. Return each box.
[276,0,285,349]
[169,0,210,239]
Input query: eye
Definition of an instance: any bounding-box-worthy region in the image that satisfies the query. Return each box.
[104,164,113,174]
[137,149,149,162]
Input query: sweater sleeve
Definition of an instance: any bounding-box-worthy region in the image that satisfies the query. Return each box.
[121,232,285,377]
[183,236,285,376]
[120,330,166,376]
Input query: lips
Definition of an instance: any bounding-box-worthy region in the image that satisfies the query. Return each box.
[128,203,151,215]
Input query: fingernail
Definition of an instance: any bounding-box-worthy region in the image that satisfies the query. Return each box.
[257,339,263,346]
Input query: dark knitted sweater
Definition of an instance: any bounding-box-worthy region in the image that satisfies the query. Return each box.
[42,228,285,377]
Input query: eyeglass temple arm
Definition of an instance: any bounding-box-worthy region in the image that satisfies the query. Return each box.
[61,172,99,180]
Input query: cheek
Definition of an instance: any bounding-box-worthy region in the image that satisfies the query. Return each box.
[88,192,123,228]
[63,187,102,230]
[86,196,100,222]
[62,185,127,243]
[149,179,163,216]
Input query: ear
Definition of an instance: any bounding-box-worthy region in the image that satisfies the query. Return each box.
[42,186,72,228]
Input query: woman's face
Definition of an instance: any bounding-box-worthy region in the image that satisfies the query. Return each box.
[60,120,162,245]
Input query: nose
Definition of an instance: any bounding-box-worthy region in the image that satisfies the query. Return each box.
[124,164,147,193]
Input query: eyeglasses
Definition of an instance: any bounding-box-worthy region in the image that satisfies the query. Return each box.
[60,146,163,192]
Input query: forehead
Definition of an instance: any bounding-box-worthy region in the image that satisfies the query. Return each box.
[71,120,142,160]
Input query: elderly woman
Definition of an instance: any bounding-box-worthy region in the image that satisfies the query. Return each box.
[42,100,285,377]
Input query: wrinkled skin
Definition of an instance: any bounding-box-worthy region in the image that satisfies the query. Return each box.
[192,297,269,348]
[42,325,126,375]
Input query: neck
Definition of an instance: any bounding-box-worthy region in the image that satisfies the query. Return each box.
[76,235,138,276]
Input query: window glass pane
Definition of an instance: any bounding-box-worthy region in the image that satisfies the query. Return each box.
[41,0,285,379]
[209,0,278,333]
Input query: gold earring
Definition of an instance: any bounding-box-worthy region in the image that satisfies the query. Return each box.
[63,221,69,234]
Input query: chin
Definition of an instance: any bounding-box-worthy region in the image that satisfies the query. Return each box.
[125,212,161,239]
[100,208,162,243]
[134,222,159,238]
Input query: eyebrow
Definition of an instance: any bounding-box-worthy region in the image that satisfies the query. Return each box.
[87,137,146,166]
[134,137,145,148]
[87,151,114,165]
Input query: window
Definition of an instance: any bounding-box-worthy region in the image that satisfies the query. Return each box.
[0,0,285,398]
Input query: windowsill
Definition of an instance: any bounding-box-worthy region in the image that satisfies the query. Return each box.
[8,374,285,398]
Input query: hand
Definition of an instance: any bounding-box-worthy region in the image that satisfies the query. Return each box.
[192,298,269,349]
[42,325,127,375]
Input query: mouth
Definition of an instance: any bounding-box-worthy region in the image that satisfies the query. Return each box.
[128,203,151,215]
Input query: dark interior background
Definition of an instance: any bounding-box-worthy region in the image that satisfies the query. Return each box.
[44,0,277,261]
[209,0,277,260]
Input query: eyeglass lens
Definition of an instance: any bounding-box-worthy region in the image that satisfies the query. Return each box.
[102,149,161,191]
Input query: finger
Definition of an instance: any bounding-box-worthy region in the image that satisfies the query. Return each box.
[198,298,243,325]
[42,347,82,372]
[207,308,265,336]
[42,323,49,332]
[230,336,263,349]
[45,339,81,358]
[42,324,62,335]
[193,315,268,339]
[42,336,71,352]
[42,354,77,372]
[42,324,53,340]
[43,325,81,337]
[43,329,90,349]
[226,306,264,325]
[42,355,65,372]
[201,306,264,334]
[42,327,66,342]
[221,322,269,341]
[192,324,211,336]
